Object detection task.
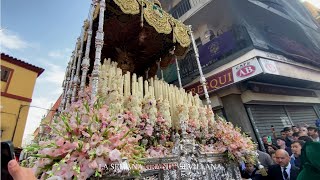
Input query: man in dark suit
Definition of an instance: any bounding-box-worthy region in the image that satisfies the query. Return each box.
[267,149,299,180]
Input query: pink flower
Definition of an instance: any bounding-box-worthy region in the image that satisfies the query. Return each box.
[123,113,129,120]
[96,144,110,156]
[56,137,65,146]
[157,117,165,123]
[39,148,55,157]
[147,146,165,157]
[82,143,90,153]
[230,144,238,150]
[99,105,109,117]
[109,135,121,147]
[141,113,148,119]
[109,149,121,162]
[82,131,91,138]
[88,159,98,169]
[63,141,78,152]
[145,124,153,136]
[90,134,101,146]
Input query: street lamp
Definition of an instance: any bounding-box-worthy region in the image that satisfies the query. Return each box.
[11,104,58,142]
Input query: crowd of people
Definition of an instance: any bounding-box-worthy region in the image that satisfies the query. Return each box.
[241,125,320,180]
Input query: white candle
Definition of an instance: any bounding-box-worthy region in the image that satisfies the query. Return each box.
[154,79,158,99]
[124,73,128,97]
[172,91,176,128]
[117,68,122,93]
[150,77,154,87]
[138,77,143,98]
[127,71,131,96]
[150,85,154,98]
[120,75,124,96]
[144,80,148,97]
[159,81,163,100]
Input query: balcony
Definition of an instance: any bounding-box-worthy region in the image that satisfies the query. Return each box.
[163,25,253,84]
[168,0,212,21]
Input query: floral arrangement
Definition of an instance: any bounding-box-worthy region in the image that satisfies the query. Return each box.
[22,62,257,179]
[203,116,257,163]
[23,93,145,179]
[23,92,256,179]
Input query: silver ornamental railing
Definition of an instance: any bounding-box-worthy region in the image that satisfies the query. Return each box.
[92,134,242,180]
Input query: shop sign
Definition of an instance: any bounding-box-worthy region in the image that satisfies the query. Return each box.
[232,58,263,82]
[259,58,279,75]
[184,58,264,96]
[184,68,233,95]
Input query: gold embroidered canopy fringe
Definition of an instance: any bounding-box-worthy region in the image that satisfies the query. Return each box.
[95,0,191,48]
[84,0,192,79]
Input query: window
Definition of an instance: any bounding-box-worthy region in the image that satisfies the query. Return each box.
[1,66,12,82]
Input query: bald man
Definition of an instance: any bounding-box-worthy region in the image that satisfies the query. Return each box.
[267,149,300,180]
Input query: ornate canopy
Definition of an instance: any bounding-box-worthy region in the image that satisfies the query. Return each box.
[87,0,191,77]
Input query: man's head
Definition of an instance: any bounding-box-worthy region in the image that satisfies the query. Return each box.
[275,149,290,167]
[262,135,268,144]
[284,127,293,137]
[276,137,286,147]
[292,126,299,133]
[307,126,319,138]
[291,140,305,156]
[299,126,308,136]
[292,132,300,141]
[281,130,287,139]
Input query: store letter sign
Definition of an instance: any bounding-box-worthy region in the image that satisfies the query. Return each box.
[184,68,234,96]
[232,58,263,82]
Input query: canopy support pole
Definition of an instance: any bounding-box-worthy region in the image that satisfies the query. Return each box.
[189,25,211,105]
[91,0,106,102]
[80,3,96,96]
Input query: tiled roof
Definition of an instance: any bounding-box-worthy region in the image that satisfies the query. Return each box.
[1,53,44,76]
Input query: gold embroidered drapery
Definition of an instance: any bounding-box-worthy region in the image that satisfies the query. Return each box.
[94,0,191,50]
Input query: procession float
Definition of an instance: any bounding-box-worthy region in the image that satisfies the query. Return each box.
[22,0,257,179]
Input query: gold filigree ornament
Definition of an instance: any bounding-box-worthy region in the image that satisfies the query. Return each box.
[172,21,191,48]
[142,1,172,34]
[113,0,140,15]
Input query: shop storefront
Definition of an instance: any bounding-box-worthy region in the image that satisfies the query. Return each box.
[183,50,320,145]
[246,104,320,137]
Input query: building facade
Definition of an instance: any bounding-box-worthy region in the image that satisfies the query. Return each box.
[160,0,320,149]
[303,1,320,24]
[1,53,44,147]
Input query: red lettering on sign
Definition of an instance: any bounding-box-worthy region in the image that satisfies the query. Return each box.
[184,68,234,96]
[236,65,256,77]
[266,63,276,73]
